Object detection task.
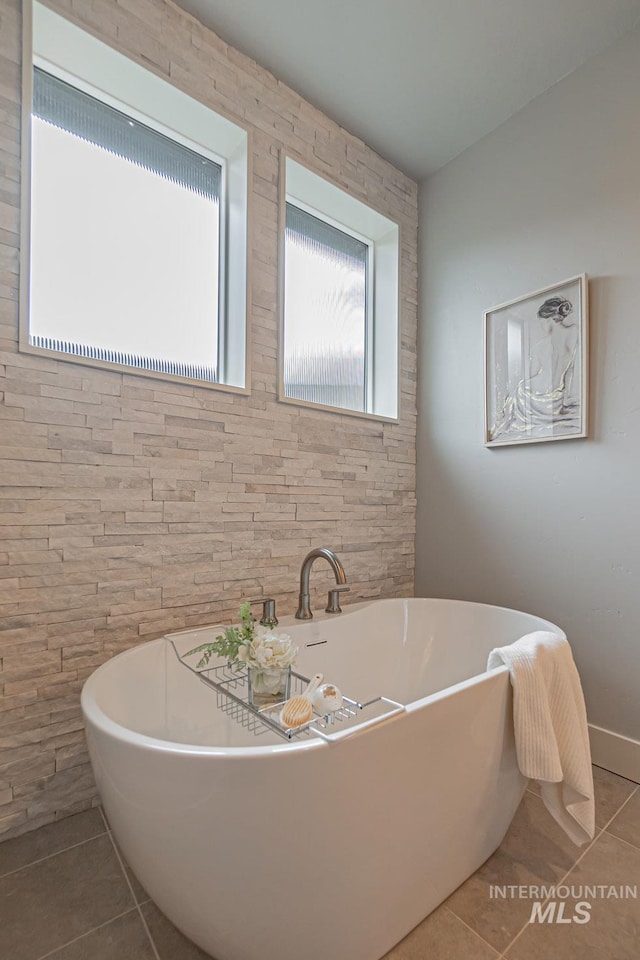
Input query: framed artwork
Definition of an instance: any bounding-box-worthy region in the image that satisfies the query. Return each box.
[484,274,588,447]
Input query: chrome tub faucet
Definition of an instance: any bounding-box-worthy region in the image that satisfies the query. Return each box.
[295,547,349,620]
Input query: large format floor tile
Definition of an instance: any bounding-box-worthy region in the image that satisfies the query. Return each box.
[444,791,586,952]
[44,910,157,960]
[0,809,105,879]
[527,765,637,829]
[141,901,213,960]
[106,831,149,905]
[0,764,637,960]
[0,834,135,960]
[606,788,640,850]
[504,831,640,959]
[587,766,638,828]
[383,905,499,959]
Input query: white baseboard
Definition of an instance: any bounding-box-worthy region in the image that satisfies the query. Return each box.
[589,724,640,784]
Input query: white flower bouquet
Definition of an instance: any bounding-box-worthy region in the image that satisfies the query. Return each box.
[236,629,298,671]
[185,602,298,705]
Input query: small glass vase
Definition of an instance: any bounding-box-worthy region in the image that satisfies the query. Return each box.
[247,665,291,709]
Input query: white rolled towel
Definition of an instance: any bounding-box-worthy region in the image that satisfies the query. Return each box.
[488,630,594,846]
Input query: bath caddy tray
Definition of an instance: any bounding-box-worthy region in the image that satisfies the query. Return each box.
[169,639,404,742]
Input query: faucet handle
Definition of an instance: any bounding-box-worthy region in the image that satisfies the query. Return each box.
[247,598,278,628]
[325,586,350,615]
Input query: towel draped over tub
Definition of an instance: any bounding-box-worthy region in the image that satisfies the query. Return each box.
[488,630,595,846]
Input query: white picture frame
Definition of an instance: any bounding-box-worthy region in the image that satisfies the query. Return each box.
[484,274,589,447]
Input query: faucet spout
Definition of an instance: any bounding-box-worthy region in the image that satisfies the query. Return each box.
[295,547,347,620]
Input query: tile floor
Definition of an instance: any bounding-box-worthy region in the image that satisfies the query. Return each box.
[0,765,638,960]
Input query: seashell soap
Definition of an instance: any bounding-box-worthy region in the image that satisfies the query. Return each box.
[312,683,343,715]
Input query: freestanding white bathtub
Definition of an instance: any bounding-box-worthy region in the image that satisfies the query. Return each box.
[81,598,564,960]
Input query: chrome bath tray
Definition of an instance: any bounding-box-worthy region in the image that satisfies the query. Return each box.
[169,638,404,742]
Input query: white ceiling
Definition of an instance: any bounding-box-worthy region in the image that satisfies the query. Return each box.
[176,0,640,180]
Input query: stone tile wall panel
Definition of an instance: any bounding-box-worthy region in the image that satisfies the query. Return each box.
[0,0,417,837]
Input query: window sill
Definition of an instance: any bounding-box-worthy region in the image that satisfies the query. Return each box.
[277,391,399,424]
[18,339,251,396]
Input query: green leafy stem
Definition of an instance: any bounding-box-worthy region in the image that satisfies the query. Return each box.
[184,601,255,670]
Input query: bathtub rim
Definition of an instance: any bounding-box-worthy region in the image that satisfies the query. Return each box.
[81,596,565,758]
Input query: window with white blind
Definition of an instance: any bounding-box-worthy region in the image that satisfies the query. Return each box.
[282,157,399,420]
[22,2,249,390]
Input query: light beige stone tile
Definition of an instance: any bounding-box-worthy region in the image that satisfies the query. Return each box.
[12,764,96,819]
[0,0,417,836]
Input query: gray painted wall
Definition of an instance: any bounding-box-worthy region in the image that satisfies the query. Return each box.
[416,26,640,742]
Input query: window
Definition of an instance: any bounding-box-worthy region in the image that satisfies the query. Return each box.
[285,203,369,412]
[22,2,249,389]
[282,157,399,420]
[31,69,222,381]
